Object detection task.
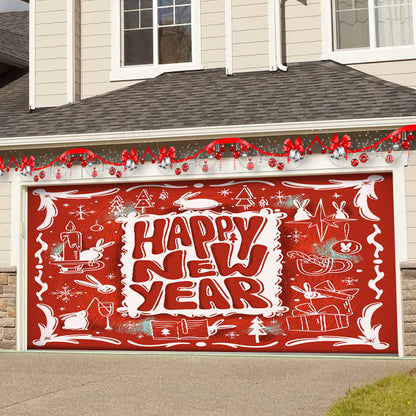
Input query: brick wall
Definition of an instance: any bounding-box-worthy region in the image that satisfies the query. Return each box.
[0,266,16,349]
[401,262,416,356]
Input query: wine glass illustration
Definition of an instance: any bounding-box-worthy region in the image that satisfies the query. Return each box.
[98,301,114,330]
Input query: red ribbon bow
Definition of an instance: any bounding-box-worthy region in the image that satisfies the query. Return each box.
[283,137,304,154]
[329,134,352,153]
[121,148,138,163]
[21,155,35,170]
[158,146,176,162]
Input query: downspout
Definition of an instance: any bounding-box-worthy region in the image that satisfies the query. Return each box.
[225,0,233,75]
[275,0,287,71]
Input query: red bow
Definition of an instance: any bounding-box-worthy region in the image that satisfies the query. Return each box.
[330,135,352,153]
[283,137,304,154]
[241,144,250,153]
[21,155,35,170]
[158,146,176,162]
[122,148,138,163]
[207,146,215,155]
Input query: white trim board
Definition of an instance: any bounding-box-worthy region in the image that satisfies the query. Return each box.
[0,117,415,150]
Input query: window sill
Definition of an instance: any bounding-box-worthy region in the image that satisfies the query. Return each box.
[322,45,416,65]
[110,62,204,82]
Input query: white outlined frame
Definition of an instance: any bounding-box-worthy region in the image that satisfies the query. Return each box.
[13,153,408,356]
[110,0,202,81]
[321,0,416,64]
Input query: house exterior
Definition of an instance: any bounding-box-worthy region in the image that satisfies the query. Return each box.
[1,0,416,355]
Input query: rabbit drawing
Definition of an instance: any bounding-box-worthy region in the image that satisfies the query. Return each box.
[340,242,352,253]
[291,283,323,299]
[74,275,116,294]
[294,198,312,221]
[79,239,114,262]
[61,310,89,330]
[173,191,221,211]
[332,201,349,219]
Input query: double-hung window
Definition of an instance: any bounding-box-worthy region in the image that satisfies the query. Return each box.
[112,0,201,81]
[322,0,416,63]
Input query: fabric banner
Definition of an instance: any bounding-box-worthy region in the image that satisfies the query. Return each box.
[27,173,398,353]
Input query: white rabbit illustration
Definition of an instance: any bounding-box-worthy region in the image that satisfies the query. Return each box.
[61,310,89,330]
[293,198,312,221]
[79,239,115,262]
[291,283,324,299]
[332,201,349,219]
[74,274,116,294]
[173,191,221,211]
[340,242,352,253]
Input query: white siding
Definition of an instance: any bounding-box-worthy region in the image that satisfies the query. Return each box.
[350,61,416,90]
[0,183,11,266]
[405,156,416,261]
[35,0,68,107]
[284,0,321,63]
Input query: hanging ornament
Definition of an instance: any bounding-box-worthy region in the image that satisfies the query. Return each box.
[91,168,98,178]
[401,140,411,150]
[140,159,145,165]
[385,152,394,164]
[268,158,277,168]
[241,144,249,157]
[182,163,189,172]
[122,148,139,170]
[81,160,88,168]
[215,151,222,160]
[175,168,181,175]
[109,167,116,176]
[56,170,62,180]
[158,146,176,169]
[220,145,226,153]
[247,159,254,170]
[284,137,304,161]
[229,144,236,152]
[39,171,45,179]
[307,149,313,155]
[20,155,35,176]
[207,146,215,159]
[34,175,39,182]
[321,148,326,154]
[116,171,122,178]
[359,153,369,163]
[202,162,209,173]
[330,134,351,159]
[409,132,414,141]
[66,161,72,168]
[351,159,359,167]
[277,162,284,171]
[233,150,241,159]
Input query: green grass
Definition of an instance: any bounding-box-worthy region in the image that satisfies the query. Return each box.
[327,373,416,416]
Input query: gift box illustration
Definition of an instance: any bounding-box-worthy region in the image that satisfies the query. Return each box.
[286,280,359,332]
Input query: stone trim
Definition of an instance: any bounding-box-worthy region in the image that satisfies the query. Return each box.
[0,268,16,350]
[401,265,416,356]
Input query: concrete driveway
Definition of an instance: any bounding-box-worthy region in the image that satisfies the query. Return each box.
[0,352,415,416]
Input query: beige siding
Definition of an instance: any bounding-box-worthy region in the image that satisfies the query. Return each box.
[405,157,416,261]
[35,0,68,107]
[232,1,269,72]
[284,0,322,63]
[350,61,416,90]
[0,183,11,266]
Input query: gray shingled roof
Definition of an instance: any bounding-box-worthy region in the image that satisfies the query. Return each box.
[1,60,416,139]
[0,11,29,67]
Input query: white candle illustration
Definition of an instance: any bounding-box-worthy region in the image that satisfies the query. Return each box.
[60,221,82,260]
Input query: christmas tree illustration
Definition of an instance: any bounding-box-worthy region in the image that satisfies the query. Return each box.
[109,195,125,215]
[134,189,154,213]
[248,317,267,343]
[235,186,255,210]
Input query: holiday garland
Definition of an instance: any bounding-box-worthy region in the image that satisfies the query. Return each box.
[1,125,414,181]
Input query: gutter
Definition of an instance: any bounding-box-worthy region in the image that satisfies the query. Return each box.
[0,116,414,150]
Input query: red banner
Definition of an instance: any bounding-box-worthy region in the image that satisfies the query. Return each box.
[27,173,398,353]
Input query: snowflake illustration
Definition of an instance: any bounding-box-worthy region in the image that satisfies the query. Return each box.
[259,197,269,208]
[225,331,239,339]
[69,205,95,221]
[271,191,288,205]
[106,273,117,280]
[51,284,85,303]
[342,277,359,286]
[286,228,308,243]
[218,189,231,197]
[332,192,342,199]
[159,190,169,200]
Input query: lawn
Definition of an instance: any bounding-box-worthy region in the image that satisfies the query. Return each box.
[328,371,416,416]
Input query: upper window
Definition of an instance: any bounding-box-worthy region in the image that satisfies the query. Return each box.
[322,0,416,63]
[111,0,201,81]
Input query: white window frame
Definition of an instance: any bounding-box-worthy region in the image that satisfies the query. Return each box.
[321,0,416,64]
[111,0,202,81]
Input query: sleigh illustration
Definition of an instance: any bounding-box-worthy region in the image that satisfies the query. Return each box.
[50,259,105,274]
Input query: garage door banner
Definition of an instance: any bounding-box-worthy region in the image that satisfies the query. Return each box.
[27,173,398,353]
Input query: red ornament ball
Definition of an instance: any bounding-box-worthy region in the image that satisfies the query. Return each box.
[268,158,277,168]
[151,158,156,164]
[81,160,87,168]
[247,161,254,170]
[401,140,411,150]
[229,144,235,152]
[78,155,83,161]
[34,175,39,182]
[56,171,61,180]
[359,153,369,163]
[308,149,313,155]
[409,133,414,141]
[220,145,226,152]
[182,163,189,172]
[39,171,45,179]
[202,164,209,173]
[233,151,241,159]
[277,162,285,171]
[71,155,75,162]
[351,158,359,167]
[140,159,145,165]
[66,161,72,168]
[385,153,394,164]
[109,167,116,175]
[215,152,222,160]
[175,168,181,175]
[116,171,122,178]
[14,167,18,171]
[91,169,98,178]
[321,148,326,154]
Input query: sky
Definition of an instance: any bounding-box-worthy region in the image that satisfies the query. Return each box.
[0,0,28,13]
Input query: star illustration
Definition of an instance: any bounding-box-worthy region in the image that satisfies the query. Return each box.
[307,199,339,242]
